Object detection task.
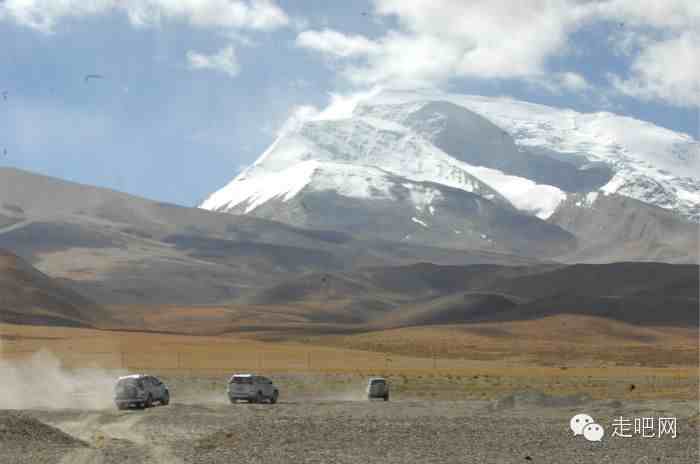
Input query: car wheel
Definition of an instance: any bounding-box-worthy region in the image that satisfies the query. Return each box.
[161,392,170,406]
[270,390,279,404]
[145,394,153,409]
[255,391,264,404]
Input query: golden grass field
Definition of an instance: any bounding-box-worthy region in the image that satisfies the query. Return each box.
[299,315,699,367]
[1,318,697,401]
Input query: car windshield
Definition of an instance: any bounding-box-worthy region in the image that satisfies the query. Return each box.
[115,379,142,390]
[231,377,253,384]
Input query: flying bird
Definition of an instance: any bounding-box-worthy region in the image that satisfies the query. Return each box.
[84,74,104,82]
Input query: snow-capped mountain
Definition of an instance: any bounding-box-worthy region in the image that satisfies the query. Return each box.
[365,90,700,222]
[200,90,698,260]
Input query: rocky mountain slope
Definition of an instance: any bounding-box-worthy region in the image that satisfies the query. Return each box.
[0,248,109,327]
[0,167,542,309]
[233,261,699,335]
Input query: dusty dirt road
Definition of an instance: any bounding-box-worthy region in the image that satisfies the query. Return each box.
[2,394,698,464]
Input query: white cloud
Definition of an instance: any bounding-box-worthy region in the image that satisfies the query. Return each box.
[558,72,590,92]
[354,0,591,83]
[591,0,700,30]
[0,0,113,33]
[342,32,464,88]
[609,31,700,107]
[275,105,319,136]
[274,87,384,137]
[294,1,598,89]
[315,87,384,120]
[296,29,381,58]
[524,72,591,95]
[187,45,240,77]
[593,1,700,107]
[293,0,699,107]
[0,0,289,33]
[608,28,654,57]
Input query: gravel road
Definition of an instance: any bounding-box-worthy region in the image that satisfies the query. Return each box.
[2,394,697,463]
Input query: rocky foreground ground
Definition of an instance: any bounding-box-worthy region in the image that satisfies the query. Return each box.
[1,392,697,464]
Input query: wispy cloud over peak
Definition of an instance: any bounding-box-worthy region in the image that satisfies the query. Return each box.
[187,45,240,77]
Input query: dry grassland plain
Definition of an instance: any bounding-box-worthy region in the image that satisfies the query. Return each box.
[1,320,697,402]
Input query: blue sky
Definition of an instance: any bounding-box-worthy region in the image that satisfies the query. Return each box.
[0,0,697,206]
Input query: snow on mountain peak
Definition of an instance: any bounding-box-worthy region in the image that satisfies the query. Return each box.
[201,89,699,223]
[202,159,319,214]
[360,90,700,221]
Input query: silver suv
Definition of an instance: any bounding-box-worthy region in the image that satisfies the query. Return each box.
[114,374,170,410]
[228,374,279,404]
[367,377,390,401]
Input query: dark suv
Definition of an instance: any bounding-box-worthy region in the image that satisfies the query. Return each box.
[114,374,170,410]
[367,377,390,401]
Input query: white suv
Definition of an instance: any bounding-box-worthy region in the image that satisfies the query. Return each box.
[227,374,279,404]
[114,374,170,410]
